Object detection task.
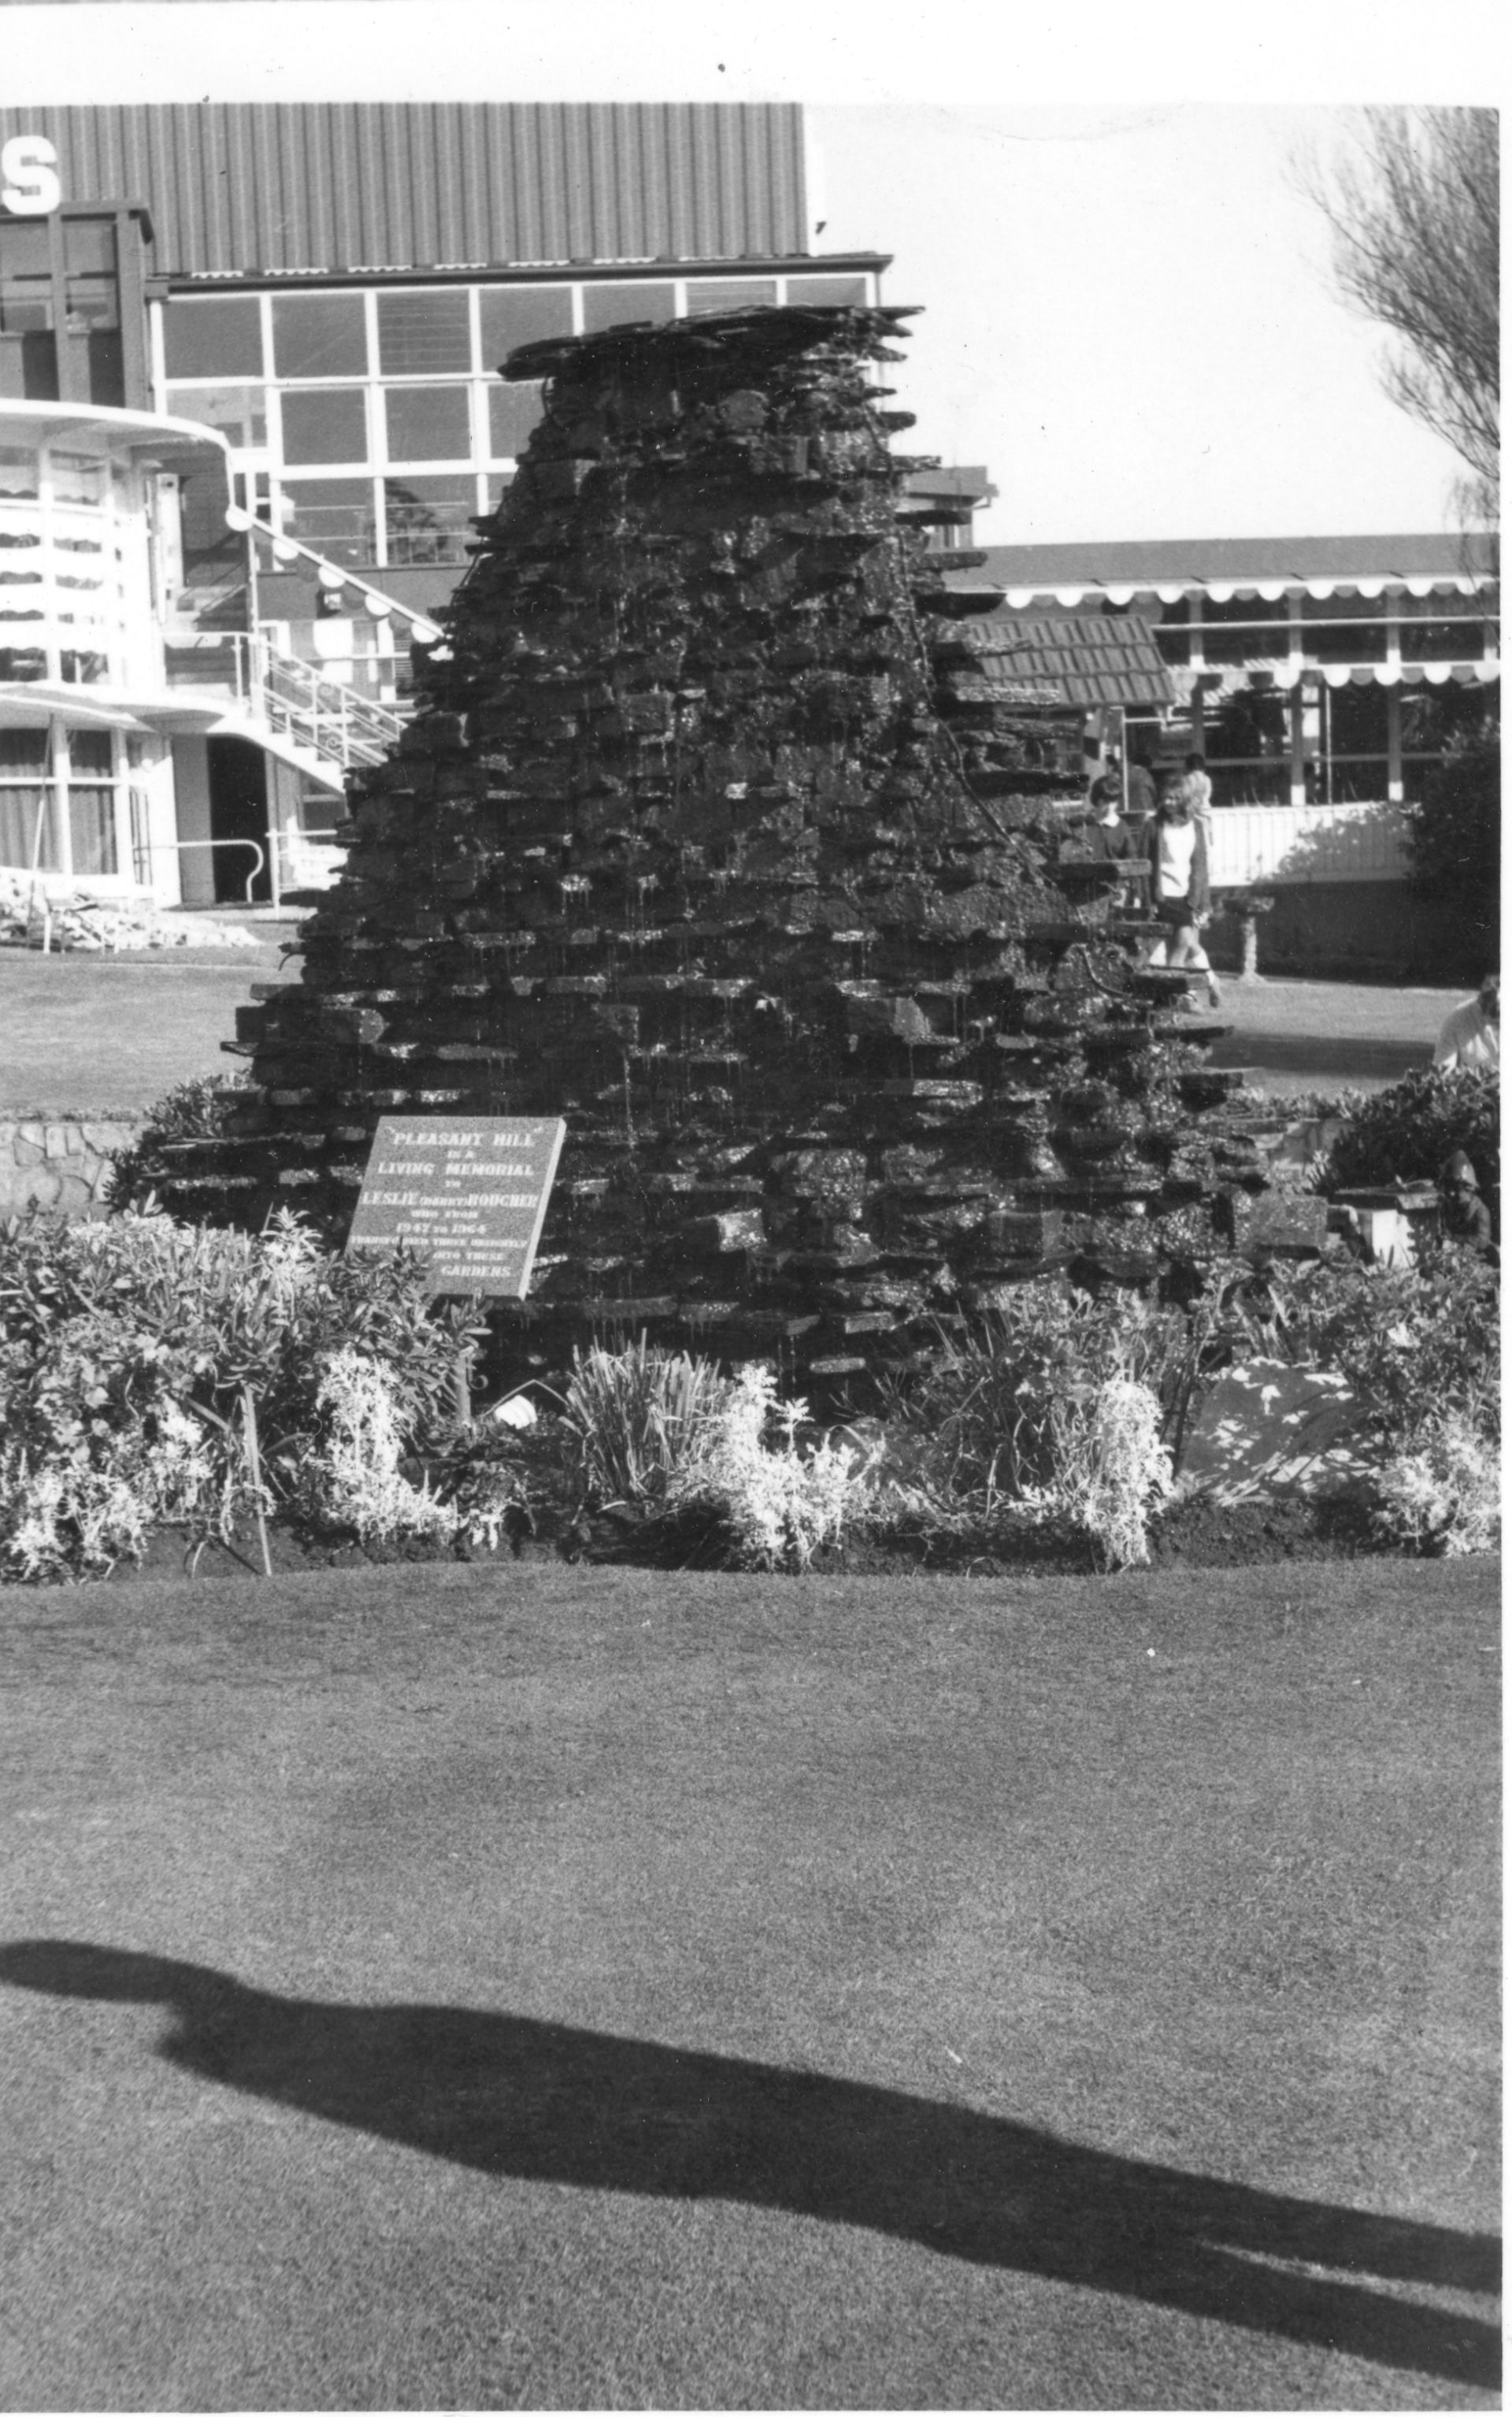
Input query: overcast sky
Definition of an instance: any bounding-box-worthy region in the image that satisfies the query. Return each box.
[5,1,1499,545]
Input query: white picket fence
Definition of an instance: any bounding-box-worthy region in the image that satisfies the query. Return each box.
[1208,800,1409,889]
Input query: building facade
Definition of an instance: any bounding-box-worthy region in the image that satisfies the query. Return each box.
[964,536,1499,809]
[955,536,1500,976]
[2,103,887,906]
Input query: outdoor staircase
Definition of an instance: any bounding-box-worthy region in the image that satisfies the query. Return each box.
[165,625,408,791]
[233,628,407,786]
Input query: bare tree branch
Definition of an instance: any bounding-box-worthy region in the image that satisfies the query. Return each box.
[1297,108,1499,532]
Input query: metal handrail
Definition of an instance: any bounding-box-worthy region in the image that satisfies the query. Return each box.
[137,836,267,905]
[197,627,406,772]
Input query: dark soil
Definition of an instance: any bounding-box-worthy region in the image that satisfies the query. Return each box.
[86,1481,1396,1590]
[1148,1488,1384,1566]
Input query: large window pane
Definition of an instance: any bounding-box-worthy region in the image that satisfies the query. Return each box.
[786,275,869,306]
[1401,619,1485,663]
[384,475,475,565]
[166,384,269,450]
[377,289,470,375]
[685,279,778,316]
[59,648,109,685]
[1298,595,1388,664]
[272,291,368,379]
[1306,619,1387,665]
[1203,617,1288,667]
[0,219,52,330]
[50,452,106,506]
[0,645,46,680]
[0,787,54,868]
[579,283,676,334]
[1211,691,1288,758]
[1326,684,1388,753]
[69,729,115,776]
[478,284,573,366]
[164,297,264,379]
[0,445,40,498]
[487,380,545,460]
[1401,682,1493,754]
[0,727,48,777]
[69,787,117,876]
[280,387,368,466]
[384,384,470,463]
[277,479,376,566]
[67,272,119,330]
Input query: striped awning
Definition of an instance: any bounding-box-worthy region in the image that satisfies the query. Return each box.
[1169,660,1500,695]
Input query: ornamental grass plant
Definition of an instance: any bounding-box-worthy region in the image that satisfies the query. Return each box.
[560,1335,737,1511]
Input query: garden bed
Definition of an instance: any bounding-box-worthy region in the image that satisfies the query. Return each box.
[74,1481,1394,1591]
[2,1066,1498,1590]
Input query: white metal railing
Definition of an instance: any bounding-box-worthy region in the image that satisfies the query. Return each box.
[125,836,267,906]
[1208,800,1410,889]
[169,628,406,773]
[250,628,406,770]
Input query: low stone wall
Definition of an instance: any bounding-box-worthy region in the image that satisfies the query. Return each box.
[0,1120,142,1222]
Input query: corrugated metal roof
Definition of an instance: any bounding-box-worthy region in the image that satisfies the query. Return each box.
[0,103,809,275]
[958,532,1499,593]
[939,614,1176,710]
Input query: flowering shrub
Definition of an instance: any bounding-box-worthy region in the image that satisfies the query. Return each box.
[870,1288,1186,1569]
[670,1364,879,1572]
[298,1348,457,1544]
[1314,1065,1499,1203]
[0,1210,471,1579]
[1373,1411,1501,1557]
[1055,1377,1173,1569]
[1169,1251,1499,1551]
[1279,1252,1499,1449]
[876,1281,1194,1503]
[104,1073,254,1219]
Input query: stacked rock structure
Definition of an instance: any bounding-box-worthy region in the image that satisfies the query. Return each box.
[164,304,1269,1392]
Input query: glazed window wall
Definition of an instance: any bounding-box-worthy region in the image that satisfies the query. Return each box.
[1148,590,1492,673]
[0,725,54,869]
[158,269,878,569]
[0,721,122,878]
[1132,586,1497,802]
[0,437,135,688]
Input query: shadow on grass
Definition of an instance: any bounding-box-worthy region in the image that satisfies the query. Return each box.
[2,1941,1497,2391]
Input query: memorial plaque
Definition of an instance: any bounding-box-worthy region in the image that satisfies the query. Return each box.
[348,1116,565,1297]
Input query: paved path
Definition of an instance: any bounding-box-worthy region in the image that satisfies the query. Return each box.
[1,1559,1498,2409]
[1210,978,1457,1094]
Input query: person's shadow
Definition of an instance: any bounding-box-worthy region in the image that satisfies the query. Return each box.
[2,1941,1497,2391]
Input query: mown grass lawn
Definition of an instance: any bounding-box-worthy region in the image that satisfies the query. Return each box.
[1,1555,1498,2410]
[0,944,292,1116]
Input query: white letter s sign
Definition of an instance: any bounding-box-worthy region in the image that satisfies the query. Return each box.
[2,136,63,217]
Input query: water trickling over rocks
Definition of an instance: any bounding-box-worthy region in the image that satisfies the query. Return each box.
[159,304,1269,1392]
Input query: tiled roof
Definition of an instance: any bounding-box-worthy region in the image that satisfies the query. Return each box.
[951,533,1498,595]
[938,613,1176,710]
